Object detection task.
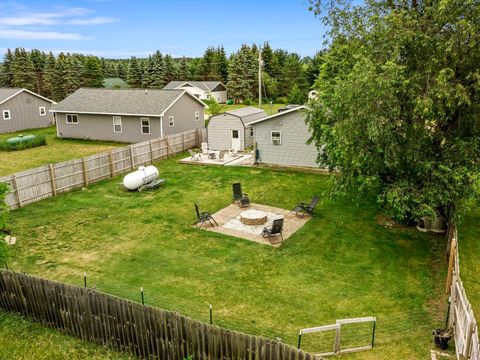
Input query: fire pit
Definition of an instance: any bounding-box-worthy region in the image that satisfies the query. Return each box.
[240,209,268,226]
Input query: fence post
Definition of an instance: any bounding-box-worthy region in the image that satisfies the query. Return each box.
[82,158,88,187]
[12,174,22,208]
[49,164,57,196]
[334,324,341,353]
[108,151,115,177]
[182,132,185,152]
[149,140,154,162]
[446,237,457,293]
[129,145,135,169]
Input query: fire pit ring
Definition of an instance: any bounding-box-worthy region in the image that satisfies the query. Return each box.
[240,209,268,226]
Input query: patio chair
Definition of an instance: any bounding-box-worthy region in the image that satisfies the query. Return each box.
[291,195,320,218]
[218,150,226,162]
[194,203,218,228]
[261,218,284,244]
[201,142,209,155]
[232,183,250,207]
[188,149,202,161]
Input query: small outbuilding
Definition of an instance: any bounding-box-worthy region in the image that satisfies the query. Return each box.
[207,107,267,151]
[247,106,319,168]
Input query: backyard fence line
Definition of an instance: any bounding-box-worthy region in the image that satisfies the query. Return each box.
[0,270,314,360]
[446,223,480,360]
[0,128,207,210]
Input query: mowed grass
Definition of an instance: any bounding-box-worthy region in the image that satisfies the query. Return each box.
[207,103,285,116]
[458,207,480,318]
[0,127,122,176]
[0,310,133,360]
[4,156,449,359]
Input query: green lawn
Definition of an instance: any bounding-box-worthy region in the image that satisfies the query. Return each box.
[207,103,285,116]
[0,127,122,177]
[458,207,480,319]
[4,155,449,358]
[0,310,132,360]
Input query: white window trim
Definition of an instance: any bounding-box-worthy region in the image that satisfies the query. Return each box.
[39,106,46,116]
[113,116,122,133]
[141,117,150,135]
[169,116,175,127]
[66,114,79,124]
[195,111,200,121]
[3,110,11,120]
[271,130,282,145]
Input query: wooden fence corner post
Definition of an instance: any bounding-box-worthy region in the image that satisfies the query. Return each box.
[82,158,88,187]
[149,140,154,162]
[108,150,115,177]
[129,145,135,169]
[446,237,457,294]
[49,164,57,196]
[334,324,341,354]
[11,174,22,208]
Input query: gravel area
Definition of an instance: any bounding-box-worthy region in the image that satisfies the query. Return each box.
[223,211,284,235]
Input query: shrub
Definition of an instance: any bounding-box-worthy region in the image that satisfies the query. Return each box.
[275,97,288,104]
[0,135,47,152]
[243,98,253,105]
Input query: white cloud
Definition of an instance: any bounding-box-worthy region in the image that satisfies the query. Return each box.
[0,29,91,40]
[67,16,117,25]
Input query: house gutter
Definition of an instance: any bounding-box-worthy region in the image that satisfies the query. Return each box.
[160,115,164,138]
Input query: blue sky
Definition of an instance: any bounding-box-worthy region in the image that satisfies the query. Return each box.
[0,1,327,58]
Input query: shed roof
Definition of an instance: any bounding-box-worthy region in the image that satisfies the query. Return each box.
[164,81,225,92]
[222,106,268,125]
[51,88,205,116]
[0,88,55,105]
[246,106,307,126]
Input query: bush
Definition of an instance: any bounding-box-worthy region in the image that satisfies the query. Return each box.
[0,135,46,152]
[275,97,288,104]
[243,98,253,105]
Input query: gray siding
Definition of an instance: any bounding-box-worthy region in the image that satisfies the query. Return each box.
[207,114,246,150]
[56,113,162,143]
[253,111,319,167]
[0,91,54,134]
[163,94,204,136]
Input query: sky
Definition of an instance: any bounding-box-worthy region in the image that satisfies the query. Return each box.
[0,0,327,59]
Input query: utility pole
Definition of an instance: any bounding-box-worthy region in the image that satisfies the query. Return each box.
[258,48,262,107]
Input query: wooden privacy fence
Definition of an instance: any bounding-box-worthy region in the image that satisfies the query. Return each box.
[446,224,480,359]
[0,270,314,360]
[0,129,205,209]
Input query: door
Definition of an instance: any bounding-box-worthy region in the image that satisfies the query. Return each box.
[231,129,241,151]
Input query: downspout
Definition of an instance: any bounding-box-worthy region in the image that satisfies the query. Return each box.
[160,115,164,138]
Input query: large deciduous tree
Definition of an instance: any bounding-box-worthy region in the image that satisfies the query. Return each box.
[306,0,480,223]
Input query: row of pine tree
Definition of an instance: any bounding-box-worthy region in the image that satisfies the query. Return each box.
[0,43,323,103]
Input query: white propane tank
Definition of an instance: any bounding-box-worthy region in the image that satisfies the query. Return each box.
[123,165,159,190]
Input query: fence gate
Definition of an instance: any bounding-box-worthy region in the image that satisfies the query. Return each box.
[298,316,376,357]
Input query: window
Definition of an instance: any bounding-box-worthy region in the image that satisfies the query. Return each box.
[232,130,239,138]
[195,111,200,121]
[271,131,281,145]
[3,110,11,120]
[39,107,46,116]
[250,127,254,137]
[113,116,122,133]
[66,114,78,124]
[141,117,150,134]
[169,116,175,127]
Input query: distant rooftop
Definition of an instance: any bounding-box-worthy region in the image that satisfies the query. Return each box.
[164,81,225,92]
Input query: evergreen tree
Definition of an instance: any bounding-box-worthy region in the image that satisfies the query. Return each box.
[216,46,229,83]
[43,52,56,99]
[117,62,127,80]
[151,51,166,88]
[227,45,255,103]
[82,56,103,87]
[164,54,178,83]
[142,55,154,87]
[178,56,190,80]
[280,53,307,97]
[261,42,274,76]
[305,50,325,87]
[12,48,36,91]
[64,56,83,95]
[29,49,46,95]
[0,49,14,87]
[199,47,217,80]
[127,57,143,87]
[51,53,67,101]
[287,84,307,104]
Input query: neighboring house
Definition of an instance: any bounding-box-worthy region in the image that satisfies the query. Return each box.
[163,81,227,103]
[207,107,267,151]
[247,106,319,168]
[52,88,205,143]
[0,88,55,134]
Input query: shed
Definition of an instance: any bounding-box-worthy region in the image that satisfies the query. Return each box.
[207,107,267,151]
[247,106,319,168]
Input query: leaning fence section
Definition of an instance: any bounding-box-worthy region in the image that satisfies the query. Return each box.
[446,224,480,360]
[0,128,205,209]
[0,270,313,360]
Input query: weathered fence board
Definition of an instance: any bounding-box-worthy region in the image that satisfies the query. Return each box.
[0,129,204,210]
[0,270,312,360]
[447,224,480,360]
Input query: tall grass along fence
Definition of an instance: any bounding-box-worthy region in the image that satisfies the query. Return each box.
[445,223,480,359]
[0,129,205,209]
[0,270,314,360]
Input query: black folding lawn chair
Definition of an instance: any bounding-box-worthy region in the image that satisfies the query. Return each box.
[232,183,250,207]
[291,195,320,217]
[261,218,284,244]
[194,203,218,228]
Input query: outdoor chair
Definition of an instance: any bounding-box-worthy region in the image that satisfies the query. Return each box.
[194,203,218,228]
[261,218,284,244]
[232,183,250,207]
[291,195,320,217]
[188,149,202,161]
[218,150,226,162]
[201,142,209,155]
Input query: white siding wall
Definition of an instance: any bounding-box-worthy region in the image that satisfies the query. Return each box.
[209,91,227,103]
[253,111,318,167]
[207,113,245,150]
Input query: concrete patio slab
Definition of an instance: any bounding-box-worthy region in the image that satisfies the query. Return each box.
[196,203,310,247]
[180,152,254,167]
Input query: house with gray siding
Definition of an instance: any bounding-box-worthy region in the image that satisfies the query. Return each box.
[207,107,267,151]
[0,88,55,134]
[52,88,205,143]
[164,81,227,103]
[247,106,319,168]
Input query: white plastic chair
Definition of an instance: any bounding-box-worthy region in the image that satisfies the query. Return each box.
[201,142,209,155]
